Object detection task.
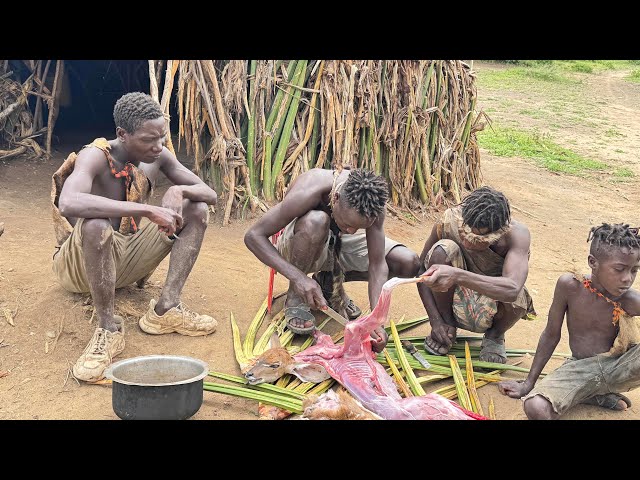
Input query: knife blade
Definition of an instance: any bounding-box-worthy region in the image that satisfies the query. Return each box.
[401,340,431,369]
[320,306,349,326]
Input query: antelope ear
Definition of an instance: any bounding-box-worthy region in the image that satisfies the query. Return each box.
[268,332,282,349]
[286,362,331,383]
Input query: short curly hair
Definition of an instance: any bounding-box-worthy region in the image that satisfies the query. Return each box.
[341,168,389,218]
[113,92,164,134]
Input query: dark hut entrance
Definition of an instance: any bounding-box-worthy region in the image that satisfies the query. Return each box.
[53,60,151,152]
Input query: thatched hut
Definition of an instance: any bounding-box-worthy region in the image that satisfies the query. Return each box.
[0,60,486,224]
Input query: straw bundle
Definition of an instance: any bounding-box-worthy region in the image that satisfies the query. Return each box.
[0,69,46,161]
[0,60,67,159]
[166,60,485,223]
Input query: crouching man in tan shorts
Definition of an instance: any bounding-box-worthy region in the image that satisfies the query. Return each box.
[51,92,218,383]
[244,167,420,353]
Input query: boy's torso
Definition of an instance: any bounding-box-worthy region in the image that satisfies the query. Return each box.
[565,277,624,358]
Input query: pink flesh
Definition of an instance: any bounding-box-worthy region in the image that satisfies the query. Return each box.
[293,277,484,420]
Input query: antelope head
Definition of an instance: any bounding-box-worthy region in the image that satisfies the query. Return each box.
[243,333,330,385]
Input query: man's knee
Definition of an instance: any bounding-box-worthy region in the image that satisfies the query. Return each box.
[81,219,113,247]
[183,200,209,226]
[523,395,555,420]
[294,210,330,243]
[427,245,452,268]
[387,246,421,277]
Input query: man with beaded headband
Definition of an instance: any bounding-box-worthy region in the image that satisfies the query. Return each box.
[417,186,536,363]
[244,167,420,353]
[498,223,640,418]
[51,92,219,383]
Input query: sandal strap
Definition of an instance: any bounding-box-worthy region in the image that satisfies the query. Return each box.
[284,306,315,322]
[480,335,507,359]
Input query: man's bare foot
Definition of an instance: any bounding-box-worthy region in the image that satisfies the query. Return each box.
[284,294,315,335]
[424,323,457,355]
[582,393,631,411]
[424,335,451,355]
[479,334,507,364]
[286,313,315,332]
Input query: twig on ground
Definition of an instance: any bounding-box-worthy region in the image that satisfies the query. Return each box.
[50,315,65,353]
[512,205,543,221]
[62,362,72,389]
[65,360,80,388]
[386,204,418,226]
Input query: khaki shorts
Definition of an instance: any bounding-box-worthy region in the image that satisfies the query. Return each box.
[523,344,640,415]
[52,218,174,293]
[276,217,403,274]
[425,239,529,333]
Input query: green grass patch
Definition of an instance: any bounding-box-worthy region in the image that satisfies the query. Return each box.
[488,60,636,72]
[479,66,574,89]
[477,126,608,175]
[479,61,640,91]
[557,60,627,73]
[614,167,635,177]
[604,128,625,138]
[518,109,545,118]
[627,69,640,83]
[568,62,593,73]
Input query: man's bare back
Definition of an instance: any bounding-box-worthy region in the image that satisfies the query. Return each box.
[285,168,334,213]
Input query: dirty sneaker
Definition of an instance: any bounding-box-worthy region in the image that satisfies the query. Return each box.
[72,326,125,383]
[139,299,217,336]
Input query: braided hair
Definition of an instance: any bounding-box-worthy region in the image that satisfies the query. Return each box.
[588,223,640,258]
[113,92,164,134]
[461,186,511,232]
[342,169,389,218]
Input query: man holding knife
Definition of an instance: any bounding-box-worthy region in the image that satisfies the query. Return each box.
[244,167,420,353]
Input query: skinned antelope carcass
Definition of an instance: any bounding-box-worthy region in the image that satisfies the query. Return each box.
[302,389,382,420]
[245,277,486,420]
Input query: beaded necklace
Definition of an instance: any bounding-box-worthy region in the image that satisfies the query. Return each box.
[580,277,625,325]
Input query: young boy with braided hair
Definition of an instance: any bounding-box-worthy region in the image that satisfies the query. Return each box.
[498,222,640,419]
[417,186,536,363]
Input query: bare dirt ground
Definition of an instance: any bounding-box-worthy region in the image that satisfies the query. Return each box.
[2,61,640,420]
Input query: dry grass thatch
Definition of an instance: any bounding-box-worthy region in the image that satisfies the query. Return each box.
[0,70,45,161]
[0,60,65,161]
[169,60,486,224]
[0,60,485,225]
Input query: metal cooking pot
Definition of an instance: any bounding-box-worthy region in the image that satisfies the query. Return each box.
[104,355,209,420]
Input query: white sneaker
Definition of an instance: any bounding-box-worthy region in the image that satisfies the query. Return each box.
[72,326,125,383]
[139,299,217,336]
